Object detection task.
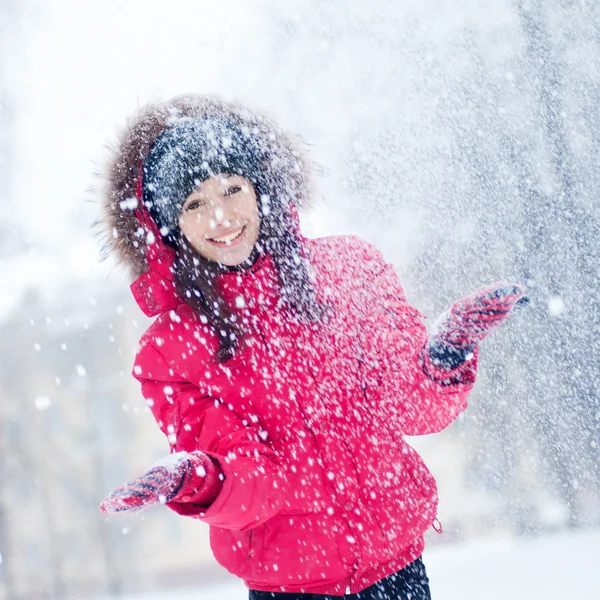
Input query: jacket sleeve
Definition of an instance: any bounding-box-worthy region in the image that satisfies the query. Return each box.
[133,338,288,531]
[355,239,478,436]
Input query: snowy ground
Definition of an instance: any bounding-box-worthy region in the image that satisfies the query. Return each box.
[106,528,599,600]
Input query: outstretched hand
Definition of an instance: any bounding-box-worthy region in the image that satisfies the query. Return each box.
[434,281,527,350]
[100,451,215,514]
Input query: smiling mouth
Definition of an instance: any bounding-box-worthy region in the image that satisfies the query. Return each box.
[207,225,247,245]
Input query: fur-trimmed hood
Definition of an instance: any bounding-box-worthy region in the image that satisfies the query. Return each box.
[97,94,315,280]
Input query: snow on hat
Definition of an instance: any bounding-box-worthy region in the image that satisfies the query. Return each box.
[142,116,264,246]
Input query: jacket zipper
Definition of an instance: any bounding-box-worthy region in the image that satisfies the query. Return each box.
[344,558,361,595]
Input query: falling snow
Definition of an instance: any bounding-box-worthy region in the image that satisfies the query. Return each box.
[1,1,598,599]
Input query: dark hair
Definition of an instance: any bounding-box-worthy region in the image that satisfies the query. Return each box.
[172,186,330,363]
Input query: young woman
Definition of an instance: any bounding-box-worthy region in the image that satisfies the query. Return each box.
[99,95,526,599]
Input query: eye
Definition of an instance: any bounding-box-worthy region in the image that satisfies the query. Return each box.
[186,199,204,211]
[224,185,242,196]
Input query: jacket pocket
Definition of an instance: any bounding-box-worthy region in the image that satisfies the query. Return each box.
[401,447,439,513]
[253,512,351,586]
[209,526,262,580]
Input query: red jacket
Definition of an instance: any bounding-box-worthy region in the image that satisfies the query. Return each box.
[131,234,477,595]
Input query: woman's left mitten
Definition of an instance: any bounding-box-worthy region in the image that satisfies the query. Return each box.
[423,282,527,377]
[433,281,527,350]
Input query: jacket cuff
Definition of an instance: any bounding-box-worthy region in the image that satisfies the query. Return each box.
[427,336,475,368]
[171,453,224,506]
[420,343,478,386]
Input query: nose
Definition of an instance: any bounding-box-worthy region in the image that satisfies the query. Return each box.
[214,206,225,223]
[207,198,232,230]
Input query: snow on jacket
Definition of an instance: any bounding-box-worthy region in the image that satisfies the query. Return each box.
[98,95,478,595]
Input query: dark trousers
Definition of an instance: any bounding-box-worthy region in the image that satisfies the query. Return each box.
[249,557,431,600]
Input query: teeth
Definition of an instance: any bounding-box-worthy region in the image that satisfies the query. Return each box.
[209,227,244,243]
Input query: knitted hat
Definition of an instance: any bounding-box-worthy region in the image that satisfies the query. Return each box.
[142,115,264,246]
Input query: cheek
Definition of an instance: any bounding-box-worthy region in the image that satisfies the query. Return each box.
[239,195,260,223]
[179,214,207,243]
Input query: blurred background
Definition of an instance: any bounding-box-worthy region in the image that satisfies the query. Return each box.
[1,0,599,598]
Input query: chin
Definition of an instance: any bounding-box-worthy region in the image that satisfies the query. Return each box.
[215,250,254,267]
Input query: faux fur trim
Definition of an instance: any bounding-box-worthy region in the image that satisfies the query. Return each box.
[94,94,315,280]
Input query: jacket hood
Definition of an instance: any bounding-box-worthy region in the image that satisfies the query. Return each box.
[96,94,315,281]
[128,205,305,318]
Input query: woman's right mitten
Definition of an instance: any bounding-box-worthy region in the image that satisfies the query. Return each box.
[100,450,222,514]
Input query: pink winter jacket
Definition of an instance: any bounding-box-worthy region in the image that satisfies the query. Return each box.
[131,234,477,595]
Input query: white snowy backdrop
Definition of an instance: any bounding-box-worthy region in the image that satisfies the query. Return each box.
[1,0,599,598]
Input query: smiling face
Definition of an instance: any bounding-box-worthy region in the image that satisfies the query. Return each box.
[178,173,261,266]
